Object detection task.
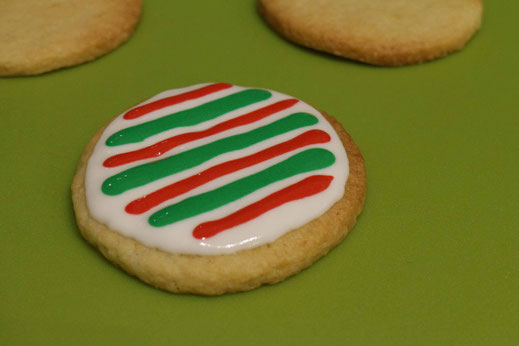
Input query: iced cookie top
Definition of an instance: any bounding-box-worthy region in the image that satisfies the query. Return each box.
[85,83,349,255]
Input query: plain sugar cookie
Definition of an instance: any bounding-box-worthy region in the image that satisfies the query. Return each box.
[258,0,483,66]
[0,0,142,76]
[72,83,366,295]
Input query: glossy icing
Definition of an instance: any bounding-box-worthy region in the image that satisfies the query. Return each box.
[85,83,349,255]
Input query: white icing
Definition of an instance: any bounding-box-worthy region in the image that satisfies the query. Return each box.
[85,83,349,255]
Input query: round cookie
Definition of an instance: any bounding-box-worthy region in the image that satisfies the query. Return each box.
[258,0,483,66]
[72,83,366,295]
[0,0,142,76]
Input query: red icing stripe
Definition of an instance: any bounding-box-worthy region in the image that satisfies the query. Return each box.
[123,83,233,120]
[104,99,299,168]
[125,130,331,214]
[193,175,334,239]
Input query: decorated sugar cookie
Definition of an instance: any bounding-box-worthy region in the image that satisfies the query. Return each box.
[72,83,366,295]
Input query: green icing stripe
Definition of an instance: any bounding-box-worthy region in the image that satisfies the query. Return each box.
[102,113,318,195]
[149,148,335,227]
[106,89,272,146]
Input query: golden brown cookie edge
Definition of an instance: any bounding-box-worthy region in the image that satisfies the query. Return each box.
[258,0,483,66]
[0,0,142,76]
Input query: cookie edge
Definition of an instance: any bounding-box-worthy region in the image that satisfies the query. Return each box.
[258,0,483,66]
[0,0,142,76]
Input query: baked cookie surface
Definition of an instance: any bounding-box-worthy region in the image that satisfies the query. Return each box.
[72,83,366,295]
[0,0,141,76]
[259,0,483,66]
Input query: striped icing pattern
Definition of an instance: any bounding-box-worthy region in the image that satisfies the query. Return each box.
[148,148,335,226]
[125,129,331,215]
[122,83,233,120]
[193,175,334,239]
[102,112,319,195]
[106,89,271,146]
[85,83,349,255]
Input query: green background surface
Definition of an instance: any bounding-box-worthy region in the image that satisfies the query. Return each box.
[1,1,518,345]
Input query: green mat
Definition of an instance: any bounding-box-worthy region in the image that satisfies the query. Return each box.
[1,1,517,344]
